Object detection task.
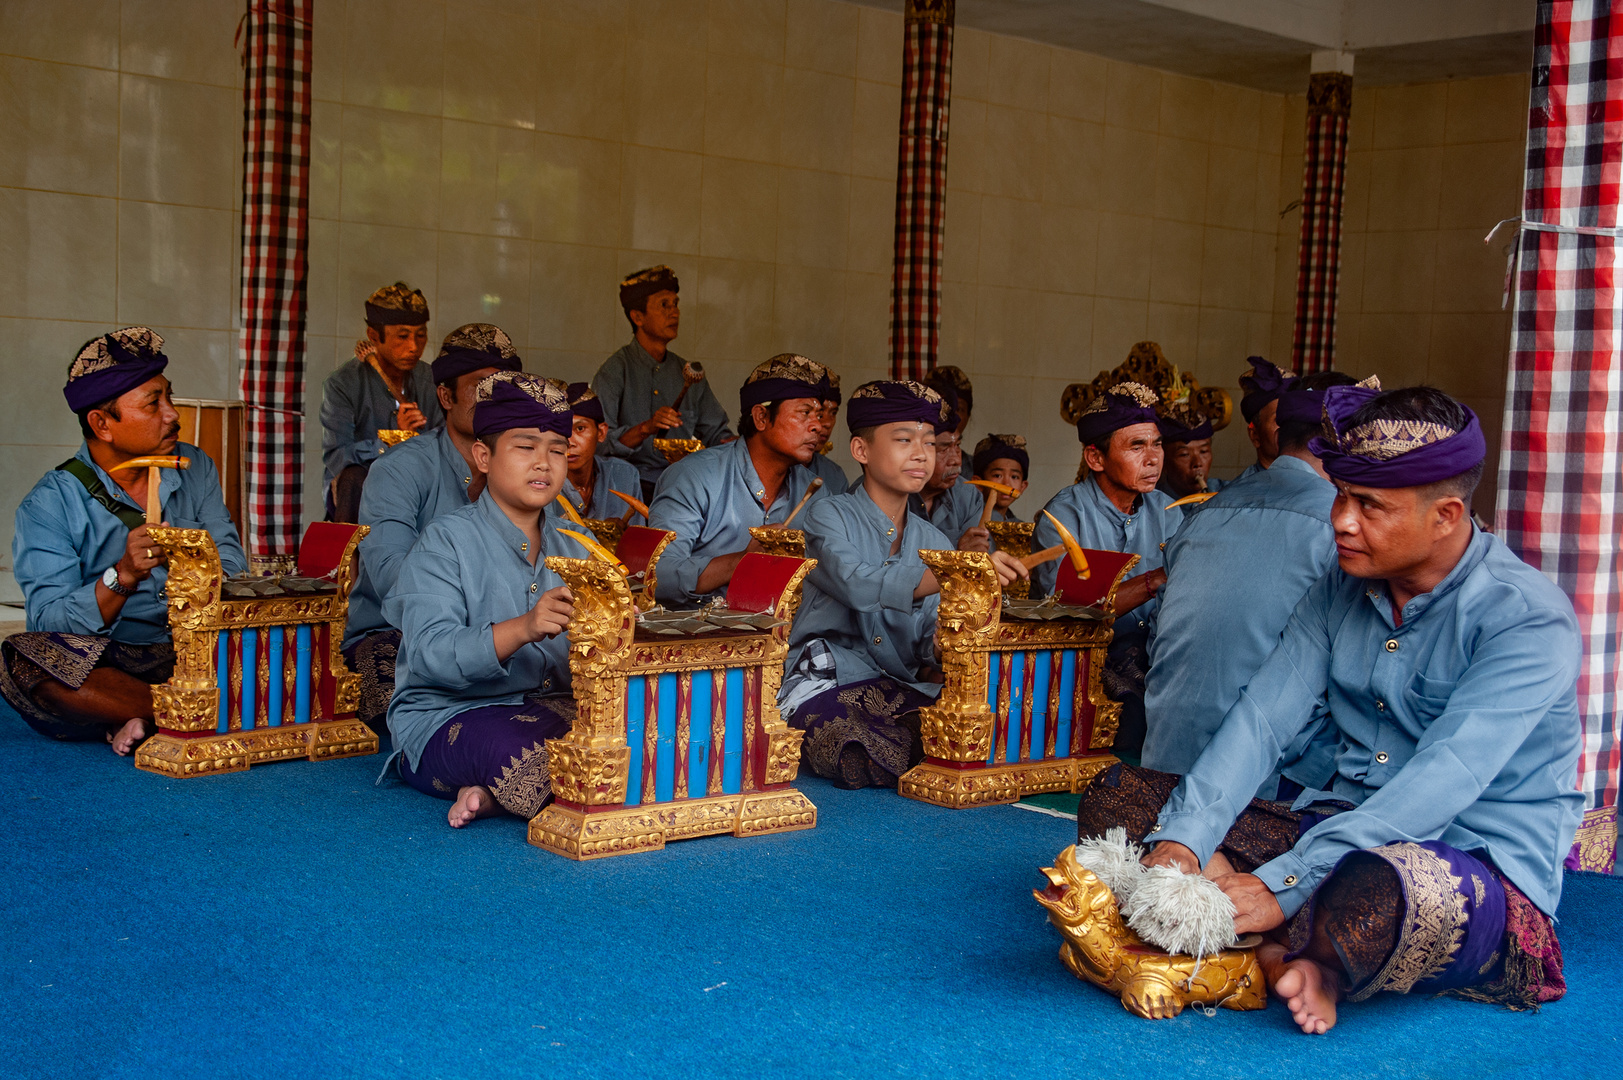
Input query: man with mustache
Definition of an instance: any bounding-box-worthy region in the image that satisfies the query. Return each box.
[646,354,840,608]
[3,328,245,755]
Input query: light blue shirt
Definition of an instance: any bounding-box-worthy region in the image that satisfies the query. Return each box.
[1142,456,1339,776]
[382,491,590,770]
[784,486,950,701]
[593,339,731,485]
[807,450,848,491]
[1153,526,1584,919]
[562,453,645,526]
[12,442,245,644]
[1030,476,1183,635]
[319,358,445,487]
[345,427,476,646]
[647,437,831,608]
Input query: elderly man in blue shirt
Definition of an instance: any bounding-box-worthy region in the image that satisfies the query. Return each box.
[646,354,840,608]
[319,282,445,523]
[3,328,245,755]
[1032,382,1183,758]
[592,266,731,496]
[1077,381,1580,1034]
[383,373,590,829]
[1142,371,1357,783]
[560,383,644,525]
[341,323,524,734]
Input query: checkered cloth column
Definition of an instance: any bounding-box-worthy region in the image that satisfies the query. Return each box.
[888,0,954,382]
[1290,73,1352,374]
[1499,0,1622,874]
[238,0,312,558]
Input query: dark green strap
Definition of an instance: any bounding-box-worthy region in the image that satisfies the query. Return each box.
[56,458,146,531]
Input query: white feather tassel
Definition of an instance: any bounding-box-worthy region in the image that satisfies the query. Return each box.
[1121,865,1239,959]
[1072,827,1147,904]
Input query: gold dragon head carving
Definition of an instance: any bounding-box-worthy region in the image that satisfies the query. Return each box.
[545,556,636,680]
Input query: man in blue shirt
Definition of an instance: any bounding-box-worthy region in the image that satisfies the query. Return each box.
[1232,355,1297,485]
[561,383,644,524]
[1078,382,1580,1033]
[920,366,988,549]
[1032,382,1184,758]
[319,282,444,522]
[1142,371,1357,784]
[383,372,590,829]
[3,328,245,755]
[341,323,524,734]
[647,354,840,608]
[592,266,731,495]
[781,381,1027,789]
[1154,404,1218,499]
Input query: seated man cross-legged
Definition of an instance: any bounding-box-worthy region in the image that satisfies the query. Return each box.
[382,373,590,828]
[780,381,1027,789]
[3,328,245,754]
[1076,382,1580,1033]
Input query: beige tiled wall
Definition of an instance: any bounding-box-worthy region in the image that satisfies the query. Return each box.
[1,0,1531,600]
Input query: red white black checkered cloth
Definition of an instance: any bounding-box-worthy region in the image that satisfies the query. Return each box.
[1498,0,1621,872]
[1290,73,1352,374]
[238,0,312,557]
[888,7,953,382]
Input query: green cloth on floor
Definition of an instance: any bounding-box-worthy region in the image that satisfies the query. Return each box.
[1021,792,1080,816]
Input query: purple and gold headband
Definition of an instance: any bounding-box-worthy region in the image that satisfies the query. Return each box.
[619,265,679,312]
[365,281,430,327]
[1309,378,1486,487]
[1075,382,1160,444]
[1238,357,1298,423]
[472,371,572,439]
[64,327,169,412]
[1155,403,1213,444]
[846,380,950,433]
[431,323,522,384]
[740,354,839,412]
[972,433,1028,476]
[567,381,604,424]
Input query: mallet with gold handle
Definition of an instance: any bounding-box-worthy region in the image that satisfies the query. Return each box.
[1019,510,1091,580]
[107,455,190,526]
[968,478,1019,527]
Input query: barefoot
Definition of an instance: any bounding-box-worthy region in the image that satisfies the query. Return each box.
[110,718,149,756]
[1272,957,1340,1034]
[448,785,501,828]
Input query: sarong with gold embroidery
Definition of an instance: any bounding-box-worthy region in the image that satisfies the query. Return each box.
[397,694,575,818]
[1077,762,1565,1009]
[340,627,399,737]
[0,631,174,741]
[787,675,933,784]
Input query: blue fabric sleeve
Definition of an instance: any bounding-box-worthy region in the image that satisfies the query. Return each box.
[384,533,510,692]
[13,481,113,635]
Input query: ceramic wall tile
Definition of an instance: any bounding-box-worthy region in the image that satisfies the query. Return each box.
[120,75,239,210]
[310,101,344,221]
[1372,82,1449,150]
[772,264,846,363]
[983,106,1045,202]
[117,202,236,328]
[0,317,115,445]
[311,0,346,104]
[628,0,709,52]
[841,271,889,367]
[1106,61,1161,132]
[1091,297,1149,369]
[1445,74,1530,145]
[704,55,783,162]
[0,0,119,68]
[780,68,855,173]
[1437,141,1525,230]
[121,0,243,87]
[1159,74,1214,143]
[1361,230,1438,314]
[626,40,707,153]
[1097,126,1158,216]
[700,157,779,262]
[691,257,776,361]
[342,0,445,115]
[851,78,903,181]
[340,107,443,229]
[538,0,628,30]
[0,58,118,198]
[854,6,902,87]
[619,146,703,254]
[1366,146,1442,232]
[1049,49,1107,123]
[306,218,342,340]
[951,27,991,103]
[1095,213,1153,300]
[528,241,624,354]
[1148,219,1203,305]
[1154,136,1208,224]
[944,98,986,194]
[1199,227,1251,310]
[1147,300,1199,367]
[786,0,858,77]
[441,120,536,238]
[1204,145,1255,231]
[443,8,540,129]
[1043,117,1105,210]
[535,22,626,140]
[436,232,532,343]
[1210,83,1261,151]
[988,36,1050,112]
[777,168,851,270]
[1032,291,1094,380]
[335,222,441,341]
[847,175,895,276]
[708,0,786,62]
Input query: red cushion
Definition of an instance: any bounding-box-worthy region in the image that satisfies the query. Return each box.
[1053,547,1138,609]
[726,553,808,614]
[299,522,364,578]
[616,526,673,576]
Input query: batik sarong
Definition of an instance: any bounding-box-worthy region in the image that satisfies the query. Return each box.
[398,694,576,818]
[0,631,174,741]
[1076,762,1565,1009]
[341,628,399,736]
[1099,630,1148,760]
[787,675,933,786]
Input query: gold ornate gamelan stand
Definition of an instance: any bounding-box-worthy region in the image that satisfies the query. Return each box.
[899,549,1134,809]
[531,555,818,859]
[134,524,379,777]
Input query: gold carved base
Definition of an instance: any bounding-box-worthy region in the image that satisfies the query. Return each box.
[529,788,817,860]
[133,719,379,778]
[899,754,1116,809]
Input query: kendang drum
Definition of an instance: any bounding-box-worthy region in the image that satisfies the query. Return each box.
[899,546,1139,808]
[133,522,379,777]
[530,551,819,860]
[171,398,244,533]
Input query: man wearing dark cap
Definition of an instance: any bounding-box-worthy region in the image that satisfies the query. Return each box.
[1236,356,1297,480]
[593,265,730,494]
[1155,404,1218,500]
[341,323,524,734]
[4,328,245,755]
[562,383,644,525]
[320,282,445,522]
[1031,382,1183,757]
[1079,382,1580,1034]
[1142,370,1358,782]
[646,354,838,607]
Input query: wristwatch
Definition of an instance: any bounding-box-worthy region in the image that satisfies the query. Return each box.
[102,566,135,597]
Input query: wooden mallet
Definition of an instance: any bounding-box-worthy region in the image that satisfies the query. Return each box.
[558,496,589,527]
[1020,510,1091,580]
[778,477,824,530]
[108,455,190,525]
[1166,490,1218,509]
[670,360,705,411]
[969,478,1019,527]
[612,489,651,524]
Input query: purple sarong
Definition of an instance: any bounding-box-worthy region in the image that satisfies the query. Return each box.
[398,694,575,818]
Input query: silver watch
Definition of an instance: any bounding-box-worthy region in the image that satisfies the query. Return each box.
[102,565,135,597]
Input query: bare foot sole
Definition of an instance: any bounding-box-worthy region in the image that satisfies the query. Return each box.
[109,718,150,756]
[448,785,501,828]
[1272,957,1340,1034]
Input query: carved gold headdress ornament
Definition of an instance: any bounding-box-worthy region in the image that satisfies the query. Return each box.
[1060,342,1232,432]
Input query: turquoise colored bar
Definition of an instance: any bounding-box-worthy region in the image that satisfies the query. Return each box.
[655,673,677,802]
[1029,650,1051,762]
[216,633,230,733]
[723,668,744,794]
[1055,649,1076,756]
[689,671,713,799]
[266,627,284,727]
[240,628,257,731]
[1006,651,1025,764]
[625,676,646,805]
[986,651,1000,765]
[294,625,312,724]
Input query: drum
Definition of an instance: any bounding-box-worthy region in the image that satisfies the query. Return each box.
[171,398,244,534]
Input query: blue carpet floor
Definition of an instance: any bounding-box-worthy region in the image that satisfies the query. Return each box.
[1,705,1618,1080]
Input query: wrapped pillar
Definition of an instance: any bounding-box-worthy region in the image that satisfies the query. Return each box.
[1290,50,1353,374]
